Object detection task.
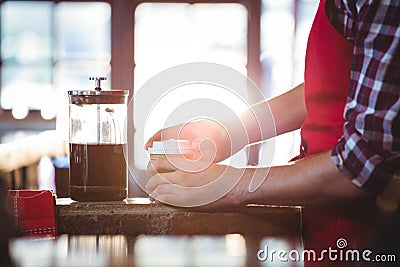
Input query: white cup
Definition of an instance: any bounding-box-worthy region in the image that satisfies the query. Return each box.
[148,139,193,172]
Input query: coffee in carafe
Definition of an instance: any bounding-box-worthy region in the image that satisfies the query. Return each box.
[68,77,129,201]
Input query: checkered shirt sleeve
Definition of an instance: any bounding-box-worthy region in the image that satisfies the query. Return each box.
[328,0,400,193]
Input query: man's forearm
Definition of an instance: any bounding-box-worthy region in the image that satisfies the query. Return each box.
[240,83,307,145]
[239,150,372,206]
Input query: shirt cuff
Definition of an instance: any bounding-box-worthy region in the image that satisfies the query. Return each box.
[331,133,395,195]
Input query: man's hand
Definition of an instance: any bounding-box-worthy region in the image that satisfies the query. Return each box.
[145,119,239,163]
[146,155,250,208]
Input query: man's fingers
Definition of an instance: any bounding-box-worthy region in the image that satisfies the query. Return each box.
[144,124,187,149]
[145,173,169,194]
[144,129,162,149]
[147,182,186,205]
[147,182,193,207]
[147,182,221,208]
[145,172,185,193]
[147,183,171,198]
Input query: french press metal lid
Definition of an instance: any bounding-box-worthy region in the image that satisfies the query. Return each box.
[68,77,129,104]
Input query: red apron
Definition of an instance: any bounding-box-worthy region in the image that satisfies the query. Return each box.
[301,0,352,157]
[301,0,379,266]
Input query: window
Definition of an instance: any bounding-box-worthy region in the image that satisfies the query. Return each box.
[0,1,111,141]
[133,3,250,170]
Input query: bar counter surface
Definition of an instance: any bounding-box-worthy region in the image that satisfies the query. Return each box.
[56,198,302,237]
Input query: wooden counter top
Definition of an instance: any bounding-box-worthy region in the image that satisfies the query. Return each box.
[56,198,302,237]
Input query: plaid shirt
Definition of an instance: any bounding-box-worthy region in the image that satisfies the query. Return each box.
[327,0,400,194]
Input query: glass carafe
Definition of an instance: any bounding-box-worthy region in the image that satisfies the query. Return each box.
[68,77,129,201]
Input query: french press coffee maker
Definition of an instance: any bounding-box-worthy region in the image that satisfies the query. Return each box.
[68,77,129,201]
